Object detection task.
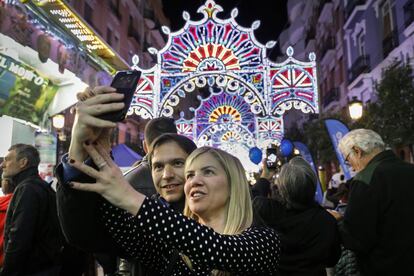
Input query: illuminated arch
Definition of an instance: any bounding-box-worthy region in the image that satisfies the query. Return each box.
[129,0,319,172]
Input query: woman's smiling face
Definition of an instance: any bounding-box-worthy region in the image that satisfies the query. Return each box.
[184,152,230,220]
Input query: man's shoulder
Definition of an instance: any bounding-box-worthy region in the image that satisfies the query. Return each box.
[15,177,50,196]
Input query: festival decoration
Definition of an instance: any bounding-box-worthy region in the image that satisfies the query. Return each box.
[129,0,319,171]
[280,139,294,157]
[249,147,262,165]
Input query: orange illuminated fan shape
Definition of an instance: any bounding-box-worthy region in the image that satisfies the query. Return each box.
[183,43,241,72]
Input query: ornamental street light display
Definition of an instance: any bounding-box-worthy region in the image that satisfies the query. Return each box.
[129,0,320,171]
[348,96,363,120]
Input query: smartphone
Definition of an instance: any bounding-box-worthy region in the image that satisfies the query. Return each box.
[266,148,278,169]
[98,70,142,122]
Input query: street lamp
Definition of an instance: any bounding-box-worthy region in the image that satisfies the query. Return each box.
[348,96,363,120]
[52,114,65,129]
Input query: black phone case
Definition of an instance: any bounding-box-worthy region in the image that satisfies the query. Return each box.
[98,70,141,122]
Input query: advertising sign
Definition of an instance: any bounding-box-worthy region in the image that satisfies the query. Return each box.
[0,53,59,125]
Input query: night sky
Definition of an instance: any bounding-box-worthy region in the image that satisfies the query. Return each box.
[162,0,288,59]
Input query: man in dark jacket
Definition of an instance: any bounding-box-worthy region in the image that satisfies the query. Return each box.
[329,129,414,275]
[0,144,62,275]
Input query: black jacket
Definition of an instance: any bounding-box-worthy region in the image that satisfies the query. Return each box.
[254,198,340,275]
[1,167,62,276]
[339,150,414,275]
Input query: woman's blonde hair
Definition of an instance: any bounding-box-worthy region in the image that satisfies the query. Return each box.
[183,146,253,235]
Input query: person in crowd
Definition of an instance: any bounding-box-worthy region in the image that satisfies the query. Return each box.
[124,116,178,197]
[0,144,62,275]
[325,170,345,208]
[328,129,414,275]
[253,157,341,276]
[0,176,16,268]
[67,143,281,275]
[251,158,277,198]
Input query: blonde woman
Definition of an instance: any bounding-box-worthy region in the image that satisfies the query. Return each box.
[68,145,281,275]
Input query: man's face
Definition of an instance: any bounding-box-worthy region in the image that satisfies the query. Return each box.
[1,150,24,178]
[151,141,188,203]
[343,148,365,173]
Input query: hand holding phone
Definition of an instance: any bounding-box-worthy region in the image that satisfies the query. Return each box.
[98,70,142,122]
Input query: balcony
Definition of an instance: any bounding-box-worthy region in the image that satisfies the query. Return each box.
[345,0,366,18]
[305,27,316,46]
[144,7,155,20]
[318,0,331,15]
[109,1,122,20]
[404,0,414,28]
[318,0,333,23]
[319,36,336,59]
[382,30,399,58]
[323,87,340,108]
[348,55,370,83]
[128,25,141,44]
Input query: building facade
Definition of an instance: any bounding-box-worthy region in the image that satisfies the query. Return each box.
[66,0,169,69]
[344,0,414,104]
[279,0,414,123]
[63,0,170,153]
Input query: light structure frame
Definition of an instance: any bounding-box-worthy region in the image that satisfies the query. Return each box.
[130,0,319,170]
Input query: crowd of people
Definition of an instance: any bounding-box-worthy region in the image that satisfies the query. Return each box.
[0,84,414,275]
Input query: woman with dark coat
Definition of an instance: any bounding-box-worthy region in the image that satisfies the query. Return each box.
[253,157,341,276]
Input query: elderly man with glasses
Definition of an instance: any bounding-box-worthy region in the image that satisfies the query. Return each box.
[329,129,414,276]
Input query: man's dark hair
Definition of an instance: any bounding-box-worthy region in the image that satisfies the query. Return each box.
[149,133,197,165]
[144,117,177,146]
[8,144,41,168]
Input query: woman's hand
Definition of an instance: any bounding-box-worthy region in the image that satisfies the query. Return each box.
[69,86,124,161]
[68,142,145,216]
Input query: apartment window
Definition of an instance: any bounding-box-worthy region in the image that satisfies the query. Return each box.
[109,0,121,19]
[107,27,113,46]
[334,8,341,31]
[84,2,93,26]
[357,31,365,56]
[329,68,335,90]
[114,35,119,51]
[382,0,394,38]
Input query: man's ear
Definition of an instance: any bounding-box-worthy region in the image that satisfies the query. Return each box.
[143,140,148,154]
[353,146,363,157]
[18,157,29,169]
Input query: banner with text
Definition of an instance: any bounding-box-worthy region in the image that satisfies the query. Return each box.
[0,53,59,125]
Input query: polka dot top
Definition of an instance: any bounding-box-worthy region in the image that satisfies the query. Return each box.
[101,197,281,275]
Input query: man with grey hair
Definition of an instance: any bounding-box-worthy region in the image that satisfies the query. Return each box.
[330,129,414,275]
[0,144,63,275]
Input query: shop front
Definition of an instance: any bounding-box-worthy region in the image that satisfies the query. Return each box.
[0,0,128,178]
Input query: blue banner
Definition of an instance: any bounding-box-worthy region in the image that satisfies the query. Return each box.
[324,119,352,180]
[293,141,323,204]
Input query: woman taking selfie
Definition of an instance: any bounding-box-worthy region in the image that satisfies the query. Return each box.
[64,85,281,275]
[69,145,281,275]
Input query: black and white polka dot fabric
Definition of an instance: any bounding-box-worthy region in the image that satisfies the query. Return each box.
[101,198,280,275]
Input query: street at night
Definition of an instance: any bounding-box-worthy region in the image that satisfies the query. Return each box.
[0,0,414,275]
